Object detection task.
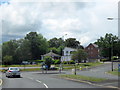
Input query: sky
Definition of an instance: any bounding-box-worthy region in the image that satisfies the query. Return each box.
[0,0,119,46]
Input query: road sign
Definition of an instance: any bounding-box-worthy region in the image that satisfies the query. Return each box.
[119,64,120,72]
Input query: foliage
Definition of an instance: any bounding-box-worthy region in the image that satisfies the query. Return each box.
[69,60,75,64]
[72,49,87,63]
[62,61,68,64]
[25,32,49,60]
[48,37,64,48]
[3,55,13,65]
[2,32,49,64]
[95,33,120,59]
[44,56,53,69]
[100,58,109,62]
[65,38,80,48]
[111,56,119,60]
[54,59,61,64]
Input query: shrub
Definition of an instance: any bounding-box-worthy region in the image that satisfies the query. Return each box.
[112,56,118,60]
[69,60,75,64]
[44,56,53,69]
[100,58,109,62]
[54,59,61,64]
[62,61,67,64]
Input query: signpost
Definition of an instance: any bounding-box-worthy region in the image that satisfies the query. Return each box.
[118,64,120,72]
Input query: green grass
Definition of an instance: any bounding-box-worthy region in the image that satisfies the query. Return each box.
[59,74,107,83]
[20,68,41,72]
[1,64,41,67]
[0,68,42,72]
[56,62,103,70]
[107,68,120,76]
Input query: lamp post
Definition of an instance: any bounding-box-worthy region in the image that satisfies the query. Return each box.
[107,17,119,71]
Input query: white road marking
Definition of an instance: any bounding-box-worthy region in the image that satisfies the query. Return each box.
[0,79,2,86]
[36,80,48,88]
[43,83,48,88]
[36,80,42,83]
[28,77,34,80]
[26,76,49,88]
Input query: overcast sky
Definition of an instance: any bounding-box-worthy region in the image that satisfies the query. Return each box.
[0,0,119,46]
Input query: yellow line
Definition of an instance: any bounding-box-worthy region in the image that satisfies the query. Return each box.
[0,79,2,86]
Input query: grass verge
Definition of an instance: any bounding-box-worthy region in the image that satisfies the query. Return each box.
[1,64,41,67]
[20,68,41,72]
[59,62,103,70]
[58,74,108,83]
[107,68,120,76]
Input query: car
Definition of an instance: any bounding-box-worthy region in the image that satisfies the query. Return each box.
[5,67,21,78]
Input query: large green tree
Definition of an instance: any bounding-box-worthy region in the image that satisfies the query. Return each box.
[14,39,32,63]
[95,33,119,60]
[2,40,19,64]
[25,32,48,60]
[48,37,64,48]
[65,38,82,49]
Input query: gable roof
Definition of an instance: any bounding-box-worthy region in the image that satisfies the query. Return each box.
[85,43,98,49]
[63,47,77,51]
[42,51,61,57]
[92,43,98,48]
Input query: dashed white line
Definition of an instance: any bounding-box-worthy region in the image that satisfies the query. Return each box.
[43,83,48,88]
[0,79,2,86]
[36,80,42,83]
[36,80,48,88]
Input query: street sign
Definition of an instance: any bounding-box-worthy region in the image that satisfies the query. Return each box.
[118,64,120,72]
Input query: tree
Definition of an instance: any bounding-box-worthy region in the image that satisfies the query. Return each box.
[3,55,13,65]
[25,32,48,60]
[44,56,53,70]
[48,37,64,48]
[72,49,87,63]
[95,33,119,60]
[65,38,81,49]
[2,40,19,64]
[14,39,32,64]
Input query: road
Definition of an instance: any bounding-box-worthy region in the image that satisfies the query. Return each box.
[0,62,119,89]
[1,71,104,88]
[66,62,119,88]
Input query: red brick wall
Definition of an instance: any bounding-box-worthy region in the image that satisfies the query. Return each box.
[85,44,99,59]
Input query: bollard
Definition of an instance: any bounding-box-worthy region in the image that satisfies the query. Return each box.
[86,66,88,70]
[72,69,75,74]
[80,66,82,71]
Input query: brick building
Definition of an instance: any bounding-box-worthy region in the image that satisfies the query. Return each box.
[85,43,100,60]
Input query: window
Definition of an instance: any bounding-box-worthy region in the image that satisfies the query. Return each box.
[66,51,68,54]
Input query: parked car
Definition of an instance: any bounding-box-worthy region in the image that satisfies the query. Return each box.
[5,67,21,78]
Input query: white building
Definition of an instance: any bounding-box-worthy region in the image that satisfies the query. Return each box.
[61,47,77,62]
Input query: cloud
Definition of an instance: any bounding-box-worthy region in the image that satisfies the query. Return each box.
[1,0,119,46]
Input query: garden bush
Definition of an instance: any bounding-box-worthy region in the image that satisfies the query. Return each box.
[54,59,61,64]
[69,60,75,64]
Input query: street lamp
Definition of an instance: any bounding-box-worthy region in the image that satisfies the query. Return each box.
[107,17,119,71]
